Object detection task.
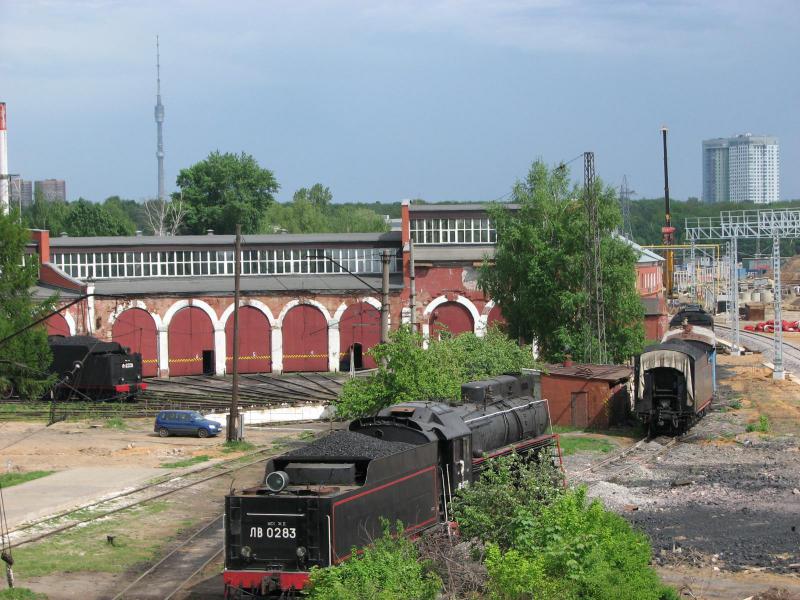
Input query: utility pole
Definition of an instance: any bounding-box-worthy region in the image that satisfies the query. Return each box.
[773,231,784,379]
[661,127,675,299]
[228,224,242,442]
[584,151,607,364]
[380,250,391,344]
[409,240,417,331]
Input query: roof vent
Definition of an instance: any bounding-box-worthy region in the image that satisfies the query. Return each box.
[563,354,573,367]
[59,232,68,237]
[135,230,142,237]
[206,229,214,235]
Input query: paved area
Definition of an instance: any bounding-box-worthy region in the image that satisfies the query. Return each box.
[3,466,161,528]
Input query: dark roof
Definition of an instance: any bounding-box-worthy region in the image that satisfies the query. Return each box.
[92,273,403,296]
[31,283,82,300]
[543,364,632,383]
[408,203,519,213]
[414,245,495,262]
[642,339,706,361]
[49,231,401,249]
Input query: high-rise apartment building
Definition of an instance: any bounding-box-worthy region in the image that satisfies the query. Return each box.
[10,178,33,207]
[702,134,779,204]
[35,178,66,202]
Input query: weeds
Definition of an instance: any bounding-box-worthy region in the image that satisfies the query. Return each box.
[104,416,127,430]
[222,440,256,453]
[0,588,47,599]
[0,470,54,488]
[729,398,743,410]
[160,455,210,468]
[746,415,770,433]
[558,437,614,456]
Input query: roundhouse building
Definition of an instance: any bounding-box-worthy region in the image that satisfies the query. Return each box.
[27,201,667,377]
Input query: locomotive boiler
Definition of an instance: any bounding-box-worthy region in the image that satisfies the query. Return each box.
[223,373,558,598]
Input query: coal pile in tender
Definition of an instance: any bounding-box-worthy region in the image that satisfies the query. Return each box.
[286,430,414,459]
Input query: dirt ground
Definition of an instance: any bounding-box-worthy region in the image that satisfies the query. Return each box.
[565,353,800,599]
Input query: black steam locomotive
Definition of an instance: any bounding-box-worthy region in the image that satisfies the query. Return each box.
[669,304,714,330]
[48,335,147,400]
[223,374,558,598]
[634,325,716,434]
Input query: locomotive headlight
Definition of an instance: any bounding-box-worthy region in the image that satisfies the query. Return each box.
[265,471,290,493]
[241,545,252,559]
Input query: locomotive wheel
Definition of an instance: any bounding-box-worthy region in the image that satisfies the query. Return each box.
[158,427,170,438]
[198,428,209,439]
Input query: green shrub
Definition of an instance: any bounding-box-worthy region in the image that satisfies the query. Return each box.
[305,522,441,600]
[729,398,742,410]
[452,453,564,550]
[336,326,534,418]
[483,487,676,600]
[0,588,48,600]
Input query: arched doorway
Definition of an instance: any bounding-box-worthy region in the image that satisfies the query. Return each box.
[282,305,328,372]
[45,313,70,337]
[339,302,380,370]
[225,306,271,374]
[112,308,158,377]
[168,307,214,376]
[430,302,474,339]
[486,304,507,331]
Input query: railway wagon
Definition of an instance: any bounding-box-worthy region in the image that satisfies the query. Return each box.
[669,304,714,330]
[634,335,715,434]
[48,335,147,400]
[223,374,558,598]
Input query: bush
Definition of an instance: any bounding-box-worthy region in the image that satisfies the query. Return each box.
[335,326,534,418]
[746,414,770,433]
[452,453,564,550]
[482,487,677,600]
[305,522,441,600]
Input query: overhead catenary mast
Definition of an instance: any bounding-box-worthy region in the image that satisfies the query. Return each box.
[155,36,165,202]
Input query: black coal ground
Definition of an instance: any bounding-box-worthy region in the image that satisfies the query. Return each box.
[284,430,415,459]
[586,414,800,573]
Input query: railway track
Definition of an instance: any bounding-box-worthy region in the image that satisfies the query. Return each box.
[111,514,224,600]
[570,435,679,487]
[715,323,800,371]
[6,447,278,549]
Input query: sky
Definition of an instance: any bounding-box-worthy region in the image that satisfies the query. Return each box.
[2,0,798,204]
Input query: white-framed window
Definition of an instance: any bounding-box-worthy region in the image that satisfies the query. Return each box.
[410,217,497,245]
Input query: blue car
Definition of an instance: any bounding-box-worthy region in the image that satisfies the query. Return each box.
[154,410,223,438]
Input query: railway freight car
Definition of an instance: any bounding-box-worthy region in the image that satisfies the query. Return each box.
[48,335,147,400]
[634,326,716,434]
[223,374,559,598]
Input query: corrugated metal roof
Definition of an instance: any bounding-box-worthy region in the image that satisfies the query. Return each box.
[543,363,632,382]
[49,231,401,248]
[91,273,403,296]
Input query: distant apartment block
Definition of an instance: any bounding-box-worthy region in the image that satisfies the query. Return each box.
[702,134,779,204]
[35,178,66,202]
[10,178,33,208]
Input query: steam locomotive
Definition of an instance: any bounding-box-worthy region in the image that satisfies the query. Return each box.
[48,335,147,400]
[223,373,559,598]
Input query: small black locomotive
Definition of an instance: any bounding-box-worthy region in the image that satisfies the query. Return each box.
[48,335,147,400]
[669,304,714,330]
[223,374,558,598]
[634,325,716,434]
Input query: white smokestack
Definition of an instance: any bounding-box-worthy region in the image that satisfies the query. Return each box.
[0,103,8,215]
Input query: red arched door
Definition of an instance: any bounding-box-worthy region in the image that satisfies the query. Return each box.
[430,302,474,339]
[339,302,380,370]
[282,305,328,372]
[486,304,507,331]
[168,307,214,376]
[46,313,70,337]
[113,308,158,377]
[226,306,271,374]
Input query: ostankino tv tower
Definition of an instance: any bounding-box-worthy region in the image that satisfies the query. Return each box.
[155,36,165,201]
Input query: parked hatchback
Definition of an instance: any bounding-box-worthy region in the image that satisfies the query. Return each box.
[154,410,223,438]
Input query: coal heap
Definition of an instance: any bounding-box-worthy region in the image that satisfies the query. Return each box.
[286,430,414,459]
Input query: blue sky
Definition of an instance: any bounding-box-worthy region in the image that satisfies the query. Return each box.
[2,0,797,204]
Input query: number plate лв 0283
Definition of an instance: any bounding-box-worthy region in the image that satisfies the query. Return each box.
[245,515,300,555]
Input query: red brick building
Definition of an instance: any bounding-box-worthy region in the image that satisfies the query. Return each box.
[539,363,632,429]
[27,202,666,377]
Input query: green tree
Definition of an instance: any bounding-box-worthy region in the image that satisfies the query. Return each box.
[480,160,644,363]
[0,210,55,400]
[23,188,70,234]
[176,151,279,234]
[103,196,149,233]
[62,198,136,236]
[293,183,332,208]
[335,326,534,418]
